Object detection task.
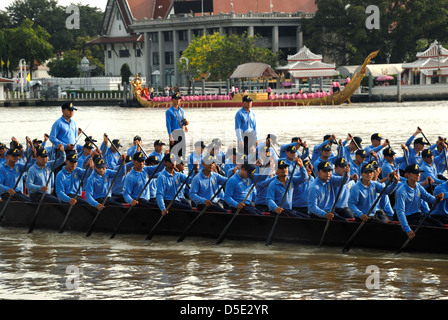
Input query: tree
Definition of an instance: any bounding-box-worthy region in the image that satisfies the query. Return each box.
[120,63,132,84]
[179,33,279,80]
[47,51,80,77]
[302,0,448,65]
[4,19,53,73]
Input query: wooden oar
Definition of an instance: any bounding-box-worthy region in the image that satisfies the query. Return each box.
[0,147,32,223]
[216,174,261,245]
[79,129,100,150]
[265,160,298,246]
[145,167,195,241]
[177,174,231,243]
[57,167,91,234]
[27,150,61,234]
[318,171,347,248]
[418,127,431,145]
[395,199,441,255]
[110,160,164,239]
[341,177,394,253]
[85,158,126,237]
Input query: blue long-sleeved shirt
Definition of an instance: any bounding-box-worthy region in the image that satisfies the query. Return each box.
[419,160,445,185]
[84,167,127,207]
[49,116,77,149]
[307,174,349,218]
[25,152,66,195]
[235,107,257,142]
[156,168,191,211]
[166,105,186,136]
[0,161,33,194]
[189,170,227,205]
[292,175,314,208]
[123,165,158,204]
[432,182,448,217]
[224,171,256,208]
[381,158,406,181]
[55,167,91,203]
[347,180,397,218]
[266,168,308,211]
[394,181,436,233]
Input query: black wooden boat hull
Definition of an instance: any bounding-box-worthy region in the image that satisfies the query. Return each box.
[0,201,446,254]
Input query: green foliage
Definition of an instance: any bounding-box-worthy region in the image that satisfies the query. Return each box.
[47,51,80,77]
[178,33,279,80]
[302,0,448,65]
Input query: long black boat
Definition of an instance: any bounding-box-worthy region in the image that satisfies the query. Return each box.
[0,201,447,254]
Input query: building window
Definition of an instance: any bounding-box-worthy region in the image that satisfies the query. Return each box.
[153,52,159,65]
[165,52,174,64]
[108,50,112,59]
[119,49,130,58]
[151,32,158,43]
[179,30,188,41]
[136,48,142,57]
[164,31,173,42]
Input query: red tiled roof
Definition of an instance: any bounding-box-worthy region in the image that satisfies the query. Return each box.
[0,78,14,83]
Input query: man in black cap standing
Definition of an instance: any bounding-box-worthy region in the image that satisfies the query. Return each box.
[49,102,78,153]
[166,93,188,149]
[235,95,257,159]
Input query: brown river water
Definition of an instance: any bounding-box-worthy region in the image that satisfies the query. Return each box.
[1,101,448,301]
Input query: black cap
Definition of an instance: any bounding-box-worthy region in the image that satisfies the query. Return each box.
[203,153,217,164]
[286,145,297,153]
[371,133,383,141]
[172,93,182,100]
[133,151,145,161]
[94,156,107,168]
[125,155,133,163]
[242,95,253,102]
[356,149,367,158]
[145,155,160,165]
[194,141,206,149]
[277,159,289,169]
[163,153,175,163]
[322,144,332,152]
[211,138,222,147]
[404,164,424,174]
[422,149,433,158]
[32,139,42,144]
[61,102,77,111]
[317,161,333,171]
[383,147,396,157]
[67,153,78,163]
[361,163,375,173]
[36,148,48,158]
[83,142,94,149]
[334,157,348,168]
[6,148,20,156]
[414,137,430,145]
[352,136,363,149]
[85,136,97,143]
[0,143,6,149]
[133,135,142,141]
[241,163,256,178]
[111,139,122,147]
[368,160,379,169]
[154,139,165,146]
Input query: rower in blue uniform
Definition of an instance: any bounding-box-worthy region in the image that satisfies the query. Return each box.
[149,139,166,159]
[101,134,123,170]
[188,141,205,173]
[84,156,127,210]
[431,180,448,224]
[0,148,33,202]
[77,142,94,167]
[307,161,351,221]
[381,147,406,181]
[123,151,159,208]
[189,154,228,212]
[339,134,362,163]
[26,145,66,203]
[257,134,279,162]
[253,147,276,212]
[235,95,257,156]
[156,153,194,215]
[332,157,357,219]
[166,93,188,148]
[400,127,431,171]
[49,102,78,153]
[364,133,389,165]
[313,144,338,175]
[224,147,238,177]
[419,149,446,193]
[349,149,367,177]
[55,153,93,205]
[145,155,161,206]
[224,162,263,215]
[289,160,314,215]
[394,164,445,240]
[348,163,399,222]
[127,135,143,158]
[311,134,337,163]
[0,143,7,164]
[266,158,309,218]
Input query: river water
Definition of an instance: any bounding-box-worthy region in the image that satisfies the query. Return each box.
[1,100,448,302]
